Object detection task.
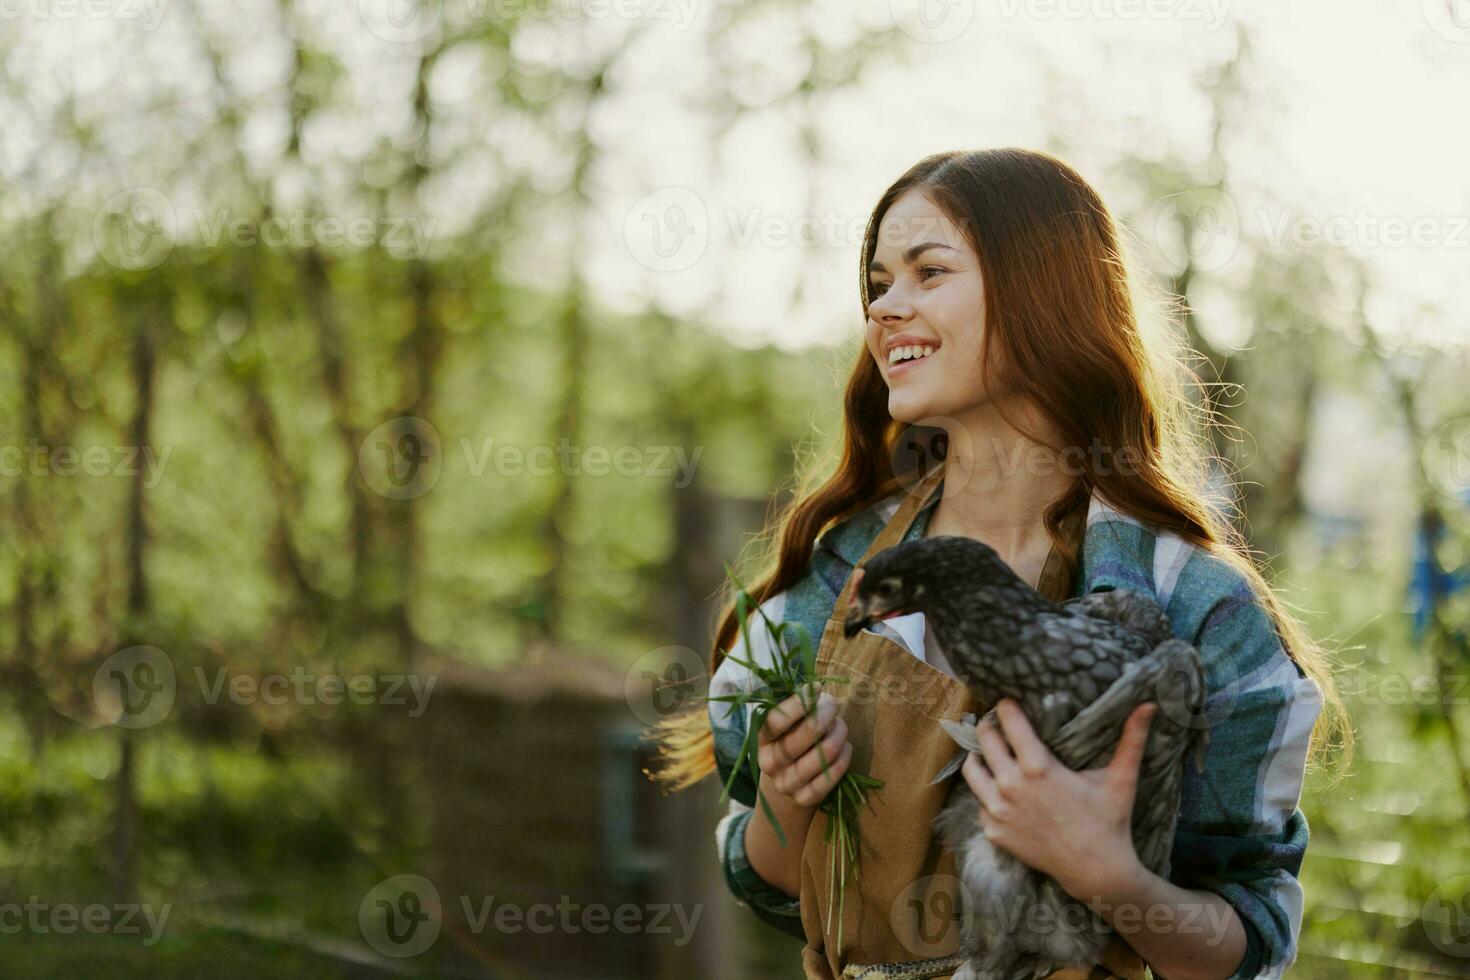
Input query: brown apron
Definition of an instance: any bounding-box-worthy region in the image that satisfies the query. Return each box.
[797,466,1148,980]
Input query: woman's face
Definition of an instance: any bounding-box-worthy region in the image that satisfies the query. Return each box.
[864,188,992,425]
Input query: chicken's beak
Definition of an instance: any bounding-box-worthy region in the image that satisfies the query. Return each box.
[844,593,908,637]
[843,598,873,639]
[843,567,904,637]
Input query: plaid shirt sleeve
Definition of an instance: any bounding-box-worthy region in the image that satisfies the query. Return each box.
[708,588,806,939]
[1163,545,1323,980]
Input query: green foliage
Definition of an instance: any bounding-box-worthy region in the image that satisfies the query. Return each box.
[702,566,882,951]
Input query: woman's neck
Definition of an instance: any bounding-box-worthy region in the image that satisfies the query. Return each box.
[921,405,1073,582]
[925,499,1054,591]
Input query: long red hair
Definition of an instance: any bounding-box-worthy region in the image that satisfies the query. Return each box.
[646,147,1347,791]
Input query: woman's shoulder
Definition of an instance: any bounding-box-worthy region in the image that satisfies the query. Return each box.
[814,487,909,563]
[708,489,904,692]
[1084,495,1310,689]
[774,495,886,630]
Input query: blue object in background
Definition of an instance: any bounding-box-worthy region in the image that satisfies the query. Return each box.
[1409,487,1470,644]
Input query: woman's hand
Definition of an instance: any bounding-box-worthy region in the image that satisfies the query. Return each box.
[960,697,1156,902]
[758,690,852,809]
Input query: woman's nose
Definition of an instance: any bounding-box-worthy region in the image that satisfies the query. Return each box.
[868,285,911,323]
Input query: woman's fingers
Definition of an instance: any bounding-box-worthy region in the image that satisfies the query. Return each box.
[962,751,1004,813]
[1105,702,1156,796]
[777,693,836,756]
[759,692,837,784]
[975,711,1017,782]
[994,699,1051,777]
[754,691,853,805]
[761,692,810,740]
[773,712,847,799]
[762,691,831,743]
[790,715,849,786]
[792,742,852,807]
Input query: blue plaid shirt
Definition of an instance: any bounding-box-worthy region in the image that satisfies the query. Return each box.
[709,486,1320,979]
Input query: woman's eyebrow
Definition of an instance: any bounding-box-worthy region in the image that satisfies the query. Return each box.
[868,241,957,275]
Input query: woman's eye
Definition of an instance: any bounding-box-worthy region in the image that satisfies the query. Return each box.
[871,268,945,298]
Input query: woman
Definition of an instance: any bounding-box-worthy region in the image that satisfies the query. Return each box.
[649,147,1345,980]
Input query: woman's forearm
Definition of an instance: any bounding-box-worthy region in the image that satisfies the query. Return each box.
[744,782,818,898]
[1067,860,1248,980]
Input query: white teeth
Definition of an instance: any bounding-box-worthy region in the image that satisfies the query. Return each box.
[888,345,937,365]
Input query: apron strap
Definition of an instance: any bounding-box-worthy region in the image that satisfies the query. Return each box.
[832,465,946,615]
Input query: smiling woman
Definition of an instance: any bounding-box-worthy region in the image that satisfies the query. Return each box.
[864,200,989,419]
[647,147,1348,980]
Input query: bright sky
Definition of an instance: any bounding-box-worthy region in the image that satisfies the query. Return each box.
[2,0,1467,352]
[591,0,1470,352]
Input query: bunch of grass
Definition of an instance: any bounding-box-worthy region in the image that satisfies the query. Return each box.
[701,567,884,949]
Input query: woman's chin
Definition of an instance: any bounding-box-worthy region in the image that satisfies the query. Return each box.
[887,395,939,426]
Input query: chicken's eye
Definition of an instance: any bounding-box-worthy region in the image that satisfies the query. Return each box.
[876,579,898,597]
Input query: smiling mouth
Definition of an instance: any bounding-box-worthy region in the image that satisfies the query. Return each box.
[887,344,939,368]
[887,354,936,381]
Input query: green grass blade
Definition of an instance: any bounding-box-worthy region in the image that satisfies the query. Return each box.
[755,784,787,849]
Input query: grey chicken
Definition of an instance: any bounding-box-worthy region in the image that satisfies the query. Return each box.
[840,535,1207,980]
